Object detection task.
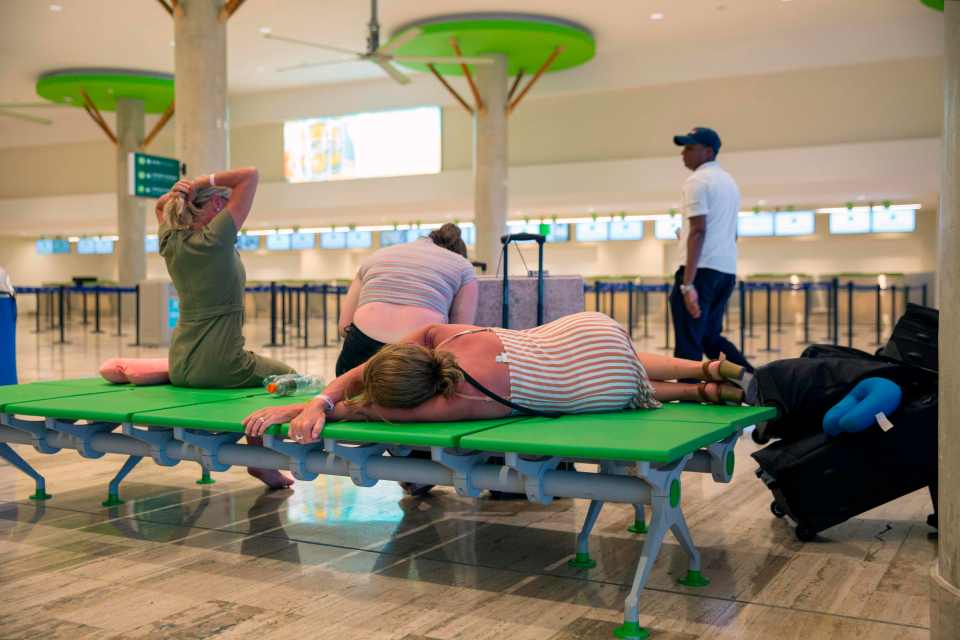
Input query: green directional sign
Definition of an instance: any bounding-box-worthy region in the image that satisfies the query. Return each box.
[128,152,183,198]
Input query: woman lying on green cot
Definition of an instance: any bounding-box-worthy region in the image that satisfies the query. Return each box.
[242,311,750,445]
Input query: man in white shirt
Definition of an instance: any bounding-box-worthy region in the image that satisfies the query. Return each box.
[670,127,753,374]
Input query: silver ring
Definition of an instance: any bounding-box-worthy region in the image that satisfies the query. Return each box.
[295,435,303,441]
[256,417,265,423]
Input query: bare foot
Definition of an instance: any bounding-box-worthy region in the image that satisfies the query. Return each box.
[247,467,294,490]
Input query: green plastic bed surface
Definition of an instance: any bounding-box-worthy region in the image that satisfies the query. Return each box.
[460,406,776,463]
[5,385,266,423]
[0,379,133,411]
[651,403,776,428]
[134,395,526,448]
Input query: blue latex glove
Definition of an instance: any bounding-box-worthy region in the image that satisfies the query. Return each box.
[823,377,902,437]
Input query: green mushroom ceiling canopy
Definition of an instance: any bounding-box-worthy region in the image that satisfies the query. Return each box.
[387,13,596,76]
[36,69,174,114]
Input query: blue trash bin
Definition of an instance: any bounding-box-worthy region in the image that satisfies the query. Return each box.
[0,294,17,385]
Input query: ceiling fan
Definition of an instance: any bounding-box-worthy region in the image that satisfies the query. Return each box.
[0,102,68,126]
[263,0,492,84]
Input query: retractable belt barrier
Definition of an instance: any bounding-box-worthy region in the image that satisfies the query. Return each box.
[585,279,929,354]
[0,377,774,640]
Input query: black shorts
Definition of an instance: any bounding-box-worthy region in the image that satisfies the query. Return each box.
[335,324,387,376]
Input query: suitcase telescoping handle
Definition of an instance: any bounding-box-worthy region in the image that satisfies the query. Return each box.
[499,232,547,329]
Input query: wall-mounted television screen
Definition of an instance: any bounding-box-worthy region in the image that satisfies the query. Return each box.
[320,232,347,249]
[379,230,405,247]
[36,239,70,254]
[290,232,315,249]
[574,221,609,242]
[774,211,816,236]
[236,235,260,251]
[829,210,871,235]
[609,220,644,240]
[266,233,292,250]
[871,209,916,233]
[654,215,682,240]
[145,236,159,253]
[346,230,372,248]
[737,213,775,237]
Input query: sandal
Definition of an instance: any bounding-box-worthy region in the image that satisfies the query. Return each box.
[697,381,745,405]
[702,357,753,394]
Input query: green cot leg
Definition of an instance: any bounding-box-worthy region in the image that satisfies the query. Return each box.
[196,467,215,485]
[627,504,647,534]
[617,497,669,640]
[0,443,52,501]
[568,499,603,569]
[102,455,143,507]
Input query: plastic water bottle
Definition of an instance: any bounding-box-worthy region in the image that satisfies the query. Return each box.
[264,374,324,397]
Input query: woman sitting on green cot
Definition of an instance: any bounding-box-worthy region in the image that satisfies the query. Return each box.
[101,168,295,488]
[242,311,750,444]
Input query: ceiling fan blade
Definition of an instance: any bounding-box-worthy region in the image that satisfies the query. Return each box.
[377,27,421,55]
[262,33,362,57]
[0,108,52,125]
[372,59,410,85]
[276,58,359,73]
[389,55,494,65]
[0,102,69,109]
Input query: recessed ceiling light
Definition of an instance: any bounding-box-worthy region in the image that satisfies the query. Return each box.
[650,12,664,20]
[49,4,62,12]
[258,26,272,34]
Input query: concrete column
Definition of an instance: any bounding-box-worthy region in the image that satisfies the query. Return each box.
[116,98,146,287]
[473,53,508,272]
[932,2,960,638]
[174,0,228,177]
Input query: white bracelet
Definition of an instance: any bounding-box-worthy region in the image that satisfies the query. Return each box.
[208,172,216,187]
[317,394,335,414]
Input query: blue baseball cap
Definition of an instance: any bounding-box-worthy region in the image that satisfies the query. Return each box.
[673,127,721,154]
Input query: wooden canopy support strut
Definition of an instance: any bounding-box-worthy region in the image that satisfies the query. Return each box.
[141,100,176,149]
[508,46,563,115]
[80,89,117,144]
[450,37,483,111]
[219,0,246,21]
[507,70,525,103]
[427,64,473,115]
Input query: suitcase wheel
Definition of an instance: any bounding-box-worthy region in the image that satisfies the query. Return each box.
[752,424,771,445]
[770,501,786,519]
[795,525,817,542]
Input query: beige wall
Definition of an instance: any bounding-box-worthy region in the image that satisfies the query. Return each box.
[0,57,943,199]
[444,57,943,169]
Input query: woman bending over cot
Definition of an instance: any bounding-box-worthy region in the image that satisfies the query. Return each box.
[242,311,751,444]
[101,168,296,488]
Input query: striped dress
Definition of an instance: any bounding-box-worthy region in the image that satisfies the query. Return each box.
[490,312,660,413]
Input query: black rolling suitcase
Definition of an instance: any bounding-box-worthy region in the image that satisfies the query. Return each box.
[499,232,546,329]
[752,390,938,541]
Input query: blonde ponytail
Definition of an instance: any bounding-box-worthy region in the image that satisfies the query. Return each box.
[162,186,232,230]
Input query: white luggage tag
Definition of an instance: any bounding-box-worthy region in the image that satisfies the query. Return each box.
[495,353,511,364]
[875,412,894,432]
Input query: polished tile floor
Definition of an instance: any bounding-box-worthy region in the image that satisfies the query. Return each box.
[1,314,936,639]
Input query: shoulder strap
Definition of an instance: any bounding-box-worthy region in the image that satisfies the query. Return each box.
[456,366,562,419]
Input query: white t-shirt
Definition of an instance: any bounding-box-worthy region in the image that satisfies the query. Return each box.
[677,160,740,275]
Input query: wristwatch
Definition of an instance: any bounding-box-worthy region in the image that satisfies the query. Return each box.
[679,283,696,295]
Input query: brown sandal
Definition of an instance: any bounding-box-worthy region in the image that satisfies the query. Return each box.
[697,381,744,405]
[701,360,724,382]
